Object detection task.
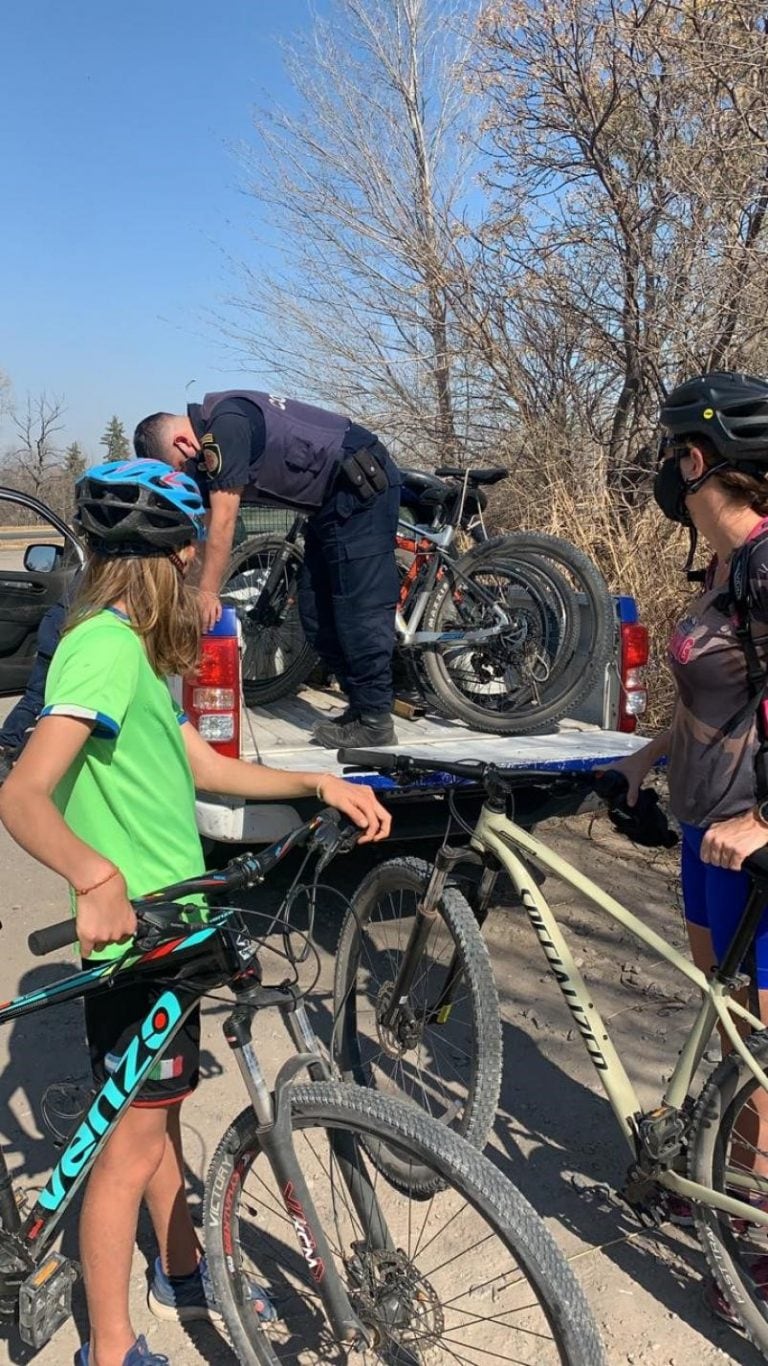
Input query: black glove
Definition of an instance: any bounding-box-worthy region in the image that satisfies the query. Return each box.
[593,770,678,849]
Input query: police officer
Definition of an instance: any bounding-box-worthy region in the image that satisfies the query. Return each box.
[134,391,400,748]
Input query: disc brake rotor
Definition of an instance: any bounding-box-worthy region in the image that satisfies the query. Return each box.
[347,1245,444,1358]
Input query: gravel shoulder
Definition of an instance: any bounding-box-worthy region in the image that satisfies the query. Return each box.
[0,735,756,1364]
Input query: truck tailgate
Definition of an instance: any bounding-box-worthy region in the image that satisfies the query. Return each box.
[195,685,648,843]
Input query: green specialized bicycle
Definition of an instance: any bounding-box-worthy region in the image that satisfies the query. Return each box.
[334,746,768,1355]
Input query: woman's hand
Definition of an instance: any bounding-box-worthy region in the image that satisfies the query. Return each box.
[316,774,391,843]
[600,751,652,807]
[701,811,768,872]
[76,869,137,958]
[599,731,671,807]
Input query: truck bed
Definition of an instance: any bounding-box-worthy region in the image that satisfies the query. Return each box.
[195,684,648,844]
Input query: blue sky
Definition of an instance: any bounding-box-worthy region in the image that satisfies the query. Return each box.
[0,0,322,458]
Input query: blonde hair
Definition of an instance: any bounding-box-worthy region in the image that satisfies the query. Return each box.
[67,553,201,677]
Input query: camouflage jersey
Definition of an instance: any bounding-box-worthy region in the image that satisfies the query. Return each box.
[667,531,768,827]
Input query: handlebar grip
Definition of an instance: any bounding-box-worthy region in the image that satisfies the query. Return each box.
[337,748,399,771]
[28,919,79,957]
[592,768,629,804]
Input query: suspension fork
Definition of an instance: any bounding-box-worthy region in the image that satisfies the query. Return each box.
[425,859,500,1021]
[379,848,456,1030]
[223,1001,390,1345]
[378,849,500,1029]
[246,515,307,622]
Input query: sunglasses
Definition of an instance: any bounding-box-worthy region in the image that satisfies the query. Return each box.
[656,434,691,465]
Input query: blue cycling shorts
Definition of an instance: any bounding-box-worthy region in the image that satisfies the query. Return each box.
[680,821,768,988]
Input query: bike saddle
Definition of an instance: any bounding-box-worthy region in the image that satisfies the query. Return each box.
[399,468,455,505]
[434,466,509,485]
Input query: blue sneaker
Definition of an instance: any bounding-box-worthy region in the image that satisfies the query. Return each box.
[148,1254,276,1325]
[75,1337,169,1365]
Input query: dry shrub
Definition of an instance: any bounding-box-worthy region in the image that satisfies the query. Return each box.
[493,471,700,731]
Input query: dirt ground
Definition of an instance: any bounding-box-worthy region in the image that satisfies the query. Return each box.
[0,705,756,1364]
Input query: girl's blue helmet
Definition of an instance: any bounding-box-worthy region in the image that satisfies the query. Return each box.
[75,460,207,554]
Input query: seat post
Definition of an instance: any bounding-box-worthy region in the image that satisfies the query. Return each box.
[714,874,768,988]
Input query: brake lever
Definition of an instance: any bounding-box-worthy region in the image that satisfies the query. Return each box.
[316,826,363,875]
[133,902,187,952]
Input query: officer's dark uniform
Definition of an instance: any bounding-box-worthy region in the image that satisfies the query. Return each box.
[188,391,401,721]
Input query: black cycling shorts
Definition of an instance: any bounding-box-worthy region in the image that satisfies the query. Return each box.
[83,967,200,1108]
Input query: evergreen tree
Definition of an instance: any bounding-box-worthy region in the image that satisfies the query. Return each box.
[100,416,130,460]
[64,441,86,479]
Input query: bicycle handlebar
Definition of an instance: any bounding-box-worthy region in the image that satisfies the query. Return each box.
[338,747,604,790]
[28,808,361,958]
[338,748,678,850]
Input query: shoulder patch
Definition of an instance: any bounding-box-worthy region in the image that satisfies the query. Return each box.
[199,433,222,478]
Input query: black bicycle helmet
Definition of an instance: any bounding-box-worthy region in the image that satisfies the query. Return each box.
[660,371,768,464]
[75,459,207,554]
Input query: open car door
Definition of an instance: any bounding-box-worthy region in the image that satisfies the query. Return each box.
[0,488,84,694]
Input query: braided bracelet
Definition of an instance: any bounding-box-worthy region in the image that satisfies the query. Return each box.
[73,865,120,898]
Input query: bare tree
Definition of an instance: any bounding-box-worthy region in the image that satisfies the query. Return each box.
[231,0,482,463]
[463,0,768,500]
[9,393,66,497]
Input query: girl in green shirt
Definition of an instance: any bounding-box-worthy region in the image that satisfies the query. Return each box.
[0,459,389,1366]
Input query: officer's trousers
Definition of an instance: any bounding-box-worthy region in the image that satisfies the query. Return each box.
[298,445,400,716]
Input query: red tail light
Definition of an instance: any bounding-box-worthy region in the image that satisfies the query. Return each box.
[618,622,648,733]
[183,614,241,758]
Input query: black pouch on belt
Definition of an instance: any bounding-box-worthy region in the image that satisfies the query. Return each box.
[339,444,388,500]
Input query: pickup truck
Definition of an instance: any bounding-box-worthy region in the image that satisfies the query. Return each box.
[0,488,648,844]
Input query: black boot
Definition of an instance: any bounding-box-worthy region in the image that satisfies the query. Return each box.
[311,710,396,749]
[310,706,356,741]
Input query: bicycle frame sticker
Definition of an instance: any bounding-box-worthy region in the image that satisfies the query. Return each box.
[521,890,609,1071]
[36,990,183,1215]
[283,1181,325,1282]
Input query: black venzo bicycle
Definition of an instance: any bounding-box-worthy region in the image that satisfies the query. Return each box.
[0,811,605,1364]
[224,465,614,735]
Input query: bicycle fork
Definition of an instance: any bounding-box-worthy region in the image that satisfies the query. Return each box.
[222,994,392,1347]
[245,516,306,626]
[380,848,496,1030]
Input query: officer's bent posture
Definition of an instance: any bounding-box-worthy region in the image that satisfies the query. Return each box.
[134,391,400,749]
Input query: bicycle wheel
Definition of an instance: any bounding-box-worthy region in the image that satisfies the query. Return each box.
[420,555,582,734]
[472,533,615,707]
[224,535,318,706]
[332,857,502,1194]
[204,1082,606,1365]
[688,1033,768,1351]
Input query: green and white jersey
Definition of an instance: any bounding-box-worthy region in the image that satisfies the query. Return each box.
[43,609,205,959]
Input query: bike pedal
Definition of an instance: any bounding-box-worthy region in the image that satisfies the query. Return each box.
[18,1251,80,1349]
